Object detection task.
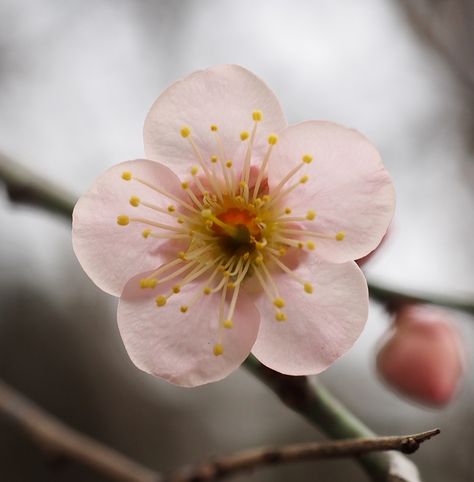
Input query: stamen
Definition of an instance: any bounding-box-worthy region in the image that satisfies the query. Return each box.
[252,133,278,201]
[117,215,129,226]
[132,176,198,214]
[213,343,224,356]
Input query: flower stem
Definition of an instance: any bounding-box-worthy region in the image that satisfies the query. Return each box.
[244,355,389,481]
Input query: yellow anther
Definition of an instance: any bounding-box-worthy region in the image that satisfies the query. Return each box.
[117,215,129,226]
[190,166,199,176]
[243,252,250,260]
[180,305,188,313]
[167,205,176,212]
[254,256,264,266]
[140,278,157,289]
[223,270,231,277]
[240,131,249,141]
[225,160,233,168]
[142,229,151,238]
[297,242,304,249]
[201,208,213,219]
[172,285,181,294]
[205,220,213,229]
[213,343,224,356]
[302,154,313,164]
[129,196,140,207]
[178,251,187,260]
[255,198,263,207]
[275,311,287,322]
[180,126,191,138]
[335,231,345,241]
[211,155,218,163]
[268,133,278,145]
[304,283,313,294]
[300,175,309,184]
[306,210,316,221]
[181,181,189,189]
[177,218,185,224]
[235,195,244,203]
[203,287,212,295]
[252,110,263,121]
[273,298,285,309]
[210,124,218,132]
[307,241,316,251]
[255,239,267,250]
[228,282,235,289]
[278,247,287,256]
[223,319,233,329]
[155,295,167,307]
[121,171,132,181]
[262,195,270,202]
[284,208,292,215]
[239,180,247,189]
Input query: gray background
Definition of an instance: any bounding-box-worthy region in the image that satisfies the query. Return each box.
[0,1,473,481]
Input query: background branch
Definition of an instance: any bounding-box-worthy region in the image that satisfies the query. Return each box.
[0,379,160,482]
[0,377,439,482]
[166,429,440,482]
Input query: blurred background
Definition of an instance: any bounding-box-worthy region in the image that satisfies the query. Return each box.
[0,0,473,481]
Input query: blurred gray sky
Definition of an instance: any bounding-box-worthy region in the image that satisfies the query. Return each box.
[0,1,473,481]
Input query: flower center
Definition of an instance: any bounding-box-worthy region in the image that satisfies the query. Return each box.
[116,110,346,357]
[214,207,260,255]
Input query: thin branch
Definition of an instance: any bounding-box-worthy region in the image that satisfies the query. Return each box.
[0,379,161,482]
[244,356,391,481]
[166,429,440,482]
[0,152,76,219]
[368,280,474,315]
[1,153,473,316]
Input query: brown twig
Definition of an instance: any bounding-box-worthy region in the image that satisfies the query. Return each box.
[0,152,76,219]
[165,429,440,482]
[0,379,161,482]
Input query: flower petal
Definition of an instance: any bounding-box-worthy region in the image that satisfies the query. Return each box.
[118,271,260,387]
[251,254,368,375]
[72,159,186,296]
[144,65,287,178]
[268,121,395,263]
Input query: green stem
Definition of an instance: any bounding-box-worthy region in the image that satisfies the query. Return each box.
[244,356,389,481]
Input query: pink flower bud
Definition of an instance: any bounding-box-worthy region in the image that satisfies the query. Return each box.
[376,304,464,406]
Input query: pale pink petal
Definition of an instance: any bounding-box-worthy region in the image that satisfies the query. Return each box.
[144,65,287,178]
[268,121,395,263]
[72,159,186,296]
[251,254,368,375]
[118,271,260,387]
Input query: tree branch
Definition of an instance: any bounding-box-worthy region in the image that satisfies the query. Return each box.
[1,152,472,315]
[244,356,395,481]
[166,429,440,482]
[0,153,76,219]
[0,379,160,482]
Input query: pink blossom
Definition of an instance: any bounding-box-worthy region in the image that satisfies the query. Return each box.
[377,304,464,406]
[72,65,395,386]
